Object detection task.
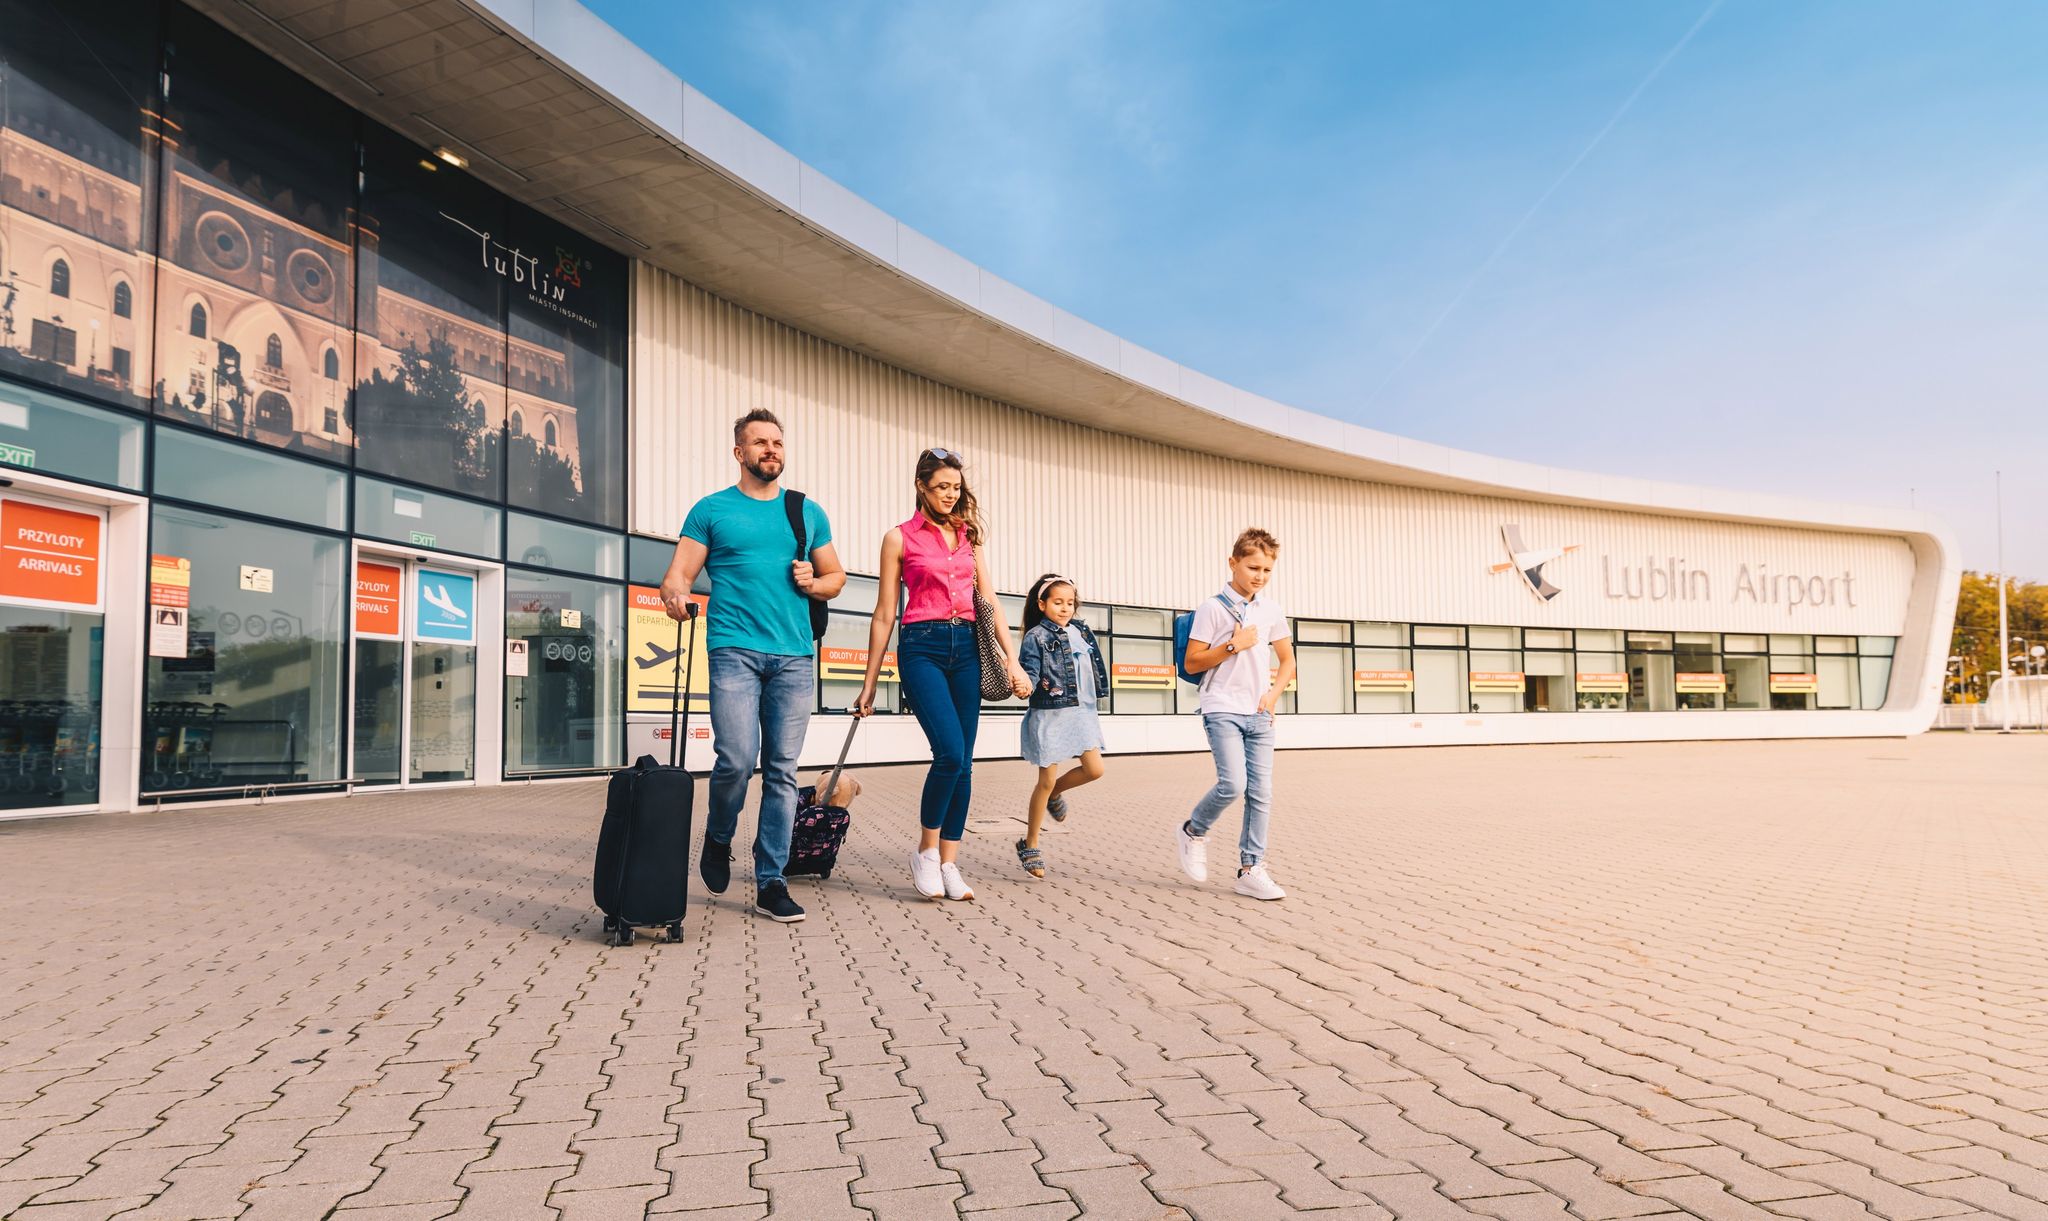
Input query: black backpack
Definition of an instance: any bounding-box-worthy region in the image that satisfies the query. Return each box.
[783,490,830,643]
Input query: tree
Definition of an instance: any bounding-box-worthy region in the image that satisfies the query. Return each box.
[1949,571,2048,701]
[352,331,497,497]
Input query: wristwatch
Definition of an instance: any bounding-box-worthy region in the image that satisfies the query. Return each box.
[1224,642,1239,655]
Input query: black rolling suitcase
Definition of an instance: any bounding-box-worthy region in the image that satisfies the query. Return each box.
[594,606,699,946]
[786,717,860,880]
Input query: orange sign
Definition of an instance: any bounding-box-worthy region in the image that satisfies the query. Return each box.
[1576,672,1628,693]
[1470,671,1527,693]
[822,646,898,682]
[0,498,103,609]
[1770,673,1819,694]
[149,553,191,608]
[1676,671,1727,694]
[355,560,403,637]
[1353,669,1415,692]
[1111,663,1177,690]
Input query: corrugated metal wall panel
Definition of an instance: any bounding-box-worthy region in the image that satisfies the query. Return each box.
[631,264,1915,636]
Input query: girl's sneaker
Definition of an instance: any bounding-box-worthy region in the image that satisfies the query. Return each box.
[1233,863,1286,901]
[1047,793,1069,822]
[939,861,975,901]
[911,848,943,899]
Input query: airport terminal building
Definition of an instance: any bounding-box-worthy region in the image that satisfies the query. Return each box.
[0,0,1957,818]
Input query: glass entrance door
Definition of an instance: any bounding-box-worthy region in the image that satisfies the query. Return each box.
[352,556,477,786]
[0,491,109,813]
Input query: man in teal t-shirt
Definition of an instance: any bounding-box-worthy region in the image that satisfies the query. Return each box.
[658,409,845,924]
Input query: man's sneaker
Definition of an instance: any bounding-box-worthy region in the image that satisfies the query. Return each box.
[1175,821,1209,883]
[699,838,732,895]
[939,861,974,901]
[911,847,944,899]
[1234,864,1286,901]
[754,882,806,922]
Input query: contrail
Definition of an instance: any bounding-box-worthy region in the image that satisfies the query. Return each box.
[1365,0,1725,406]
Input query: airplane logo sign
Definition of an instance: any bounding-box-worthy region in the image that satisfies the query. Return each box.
[1490,525,1579,602]
[415,569,477,642]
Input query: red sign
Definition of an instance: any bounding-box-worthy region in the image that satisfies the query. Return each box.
[149,553,190,608]
[356,561,403,637]
[0,498,103,609]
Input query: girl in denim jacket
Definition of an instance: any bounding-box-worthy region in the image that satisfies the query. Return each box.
[1013,574,1109,878]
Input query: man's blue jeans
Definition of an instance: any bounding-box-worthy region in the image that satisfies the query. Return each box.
[1186,711,1274,868]
[707,647,815,887]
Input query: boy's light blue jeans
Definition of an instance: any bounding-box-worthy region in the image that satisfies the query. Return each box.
[706,647,815,887]
[1186,711,1274,869]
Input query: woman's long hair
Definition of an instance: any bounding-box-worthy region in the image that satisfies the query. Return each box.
[914,448,984,547]
[1022,573,1077,635]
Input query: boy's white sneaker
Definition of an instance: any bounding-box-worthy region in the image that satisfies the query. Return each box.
[911,848,943,899]
[1175,821,1209,883]
[939,861,974,901]
[1234,863,1286,901]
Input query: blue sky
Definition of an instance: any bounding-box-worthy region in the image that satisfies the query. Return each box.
[588,0,2047,578]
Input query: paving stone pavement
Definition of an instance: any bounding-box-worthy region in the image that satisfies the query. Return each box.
[1,733,2045,1220]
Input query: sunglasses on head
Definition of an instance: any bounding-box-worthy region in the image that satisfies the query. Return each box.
[922,447,960,463]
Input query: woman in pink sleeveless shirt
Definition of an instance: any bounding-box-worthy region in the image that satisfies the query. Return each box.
[854,449,1029,902]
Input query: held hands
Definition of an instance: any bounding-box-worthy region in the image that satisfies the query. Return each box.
[1008,665,1031,701]
[791,560,817,597]
[1229,623,1259,653]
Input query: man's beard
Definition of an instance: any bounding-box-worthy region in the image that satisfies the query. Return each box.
[744,458,783,484]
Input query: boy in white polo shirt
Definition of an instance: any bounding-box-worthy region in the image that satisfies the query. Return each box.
[1175,528,1296,900]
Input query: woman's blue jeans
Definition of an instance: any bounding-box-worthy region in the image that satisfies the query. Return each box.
[897,620,981,841]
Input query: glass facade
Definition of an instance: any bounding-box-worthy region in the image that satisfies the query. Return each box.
[143,505,346,791]
[0,0,1914,810]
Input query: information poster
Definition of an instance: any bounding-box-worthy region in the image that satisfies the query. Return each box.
[149,605,189,659]
[627,584,709,712]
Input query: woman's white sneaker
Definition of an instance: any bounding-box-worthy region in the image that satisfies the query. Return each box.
[939,861,974,901]
[911,848,944,899]
[1175,821,1209,883]
[1234,863,1286,901]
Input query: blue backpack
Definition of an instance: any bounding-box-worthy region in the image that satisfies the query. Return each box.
[1173,594,1244,685]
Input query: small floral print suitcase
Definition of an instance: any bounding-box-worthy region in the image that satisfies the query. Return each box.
[785,717,859,880]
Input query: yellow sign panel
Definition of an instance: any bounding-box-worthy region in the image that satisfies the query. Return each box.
[822,646,898,683]
[1470,670,1526,693]
[1353,669,1414,693]
[627,584,709,713]
[1112,663,1176,691]
[1769,672,1819,694]
[1676,671,1727,694]
[1576,672,1628,693]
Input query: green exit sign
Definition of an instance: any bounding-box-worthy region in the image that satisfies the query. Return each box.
[409,531,437,547]
[0,442,35,468]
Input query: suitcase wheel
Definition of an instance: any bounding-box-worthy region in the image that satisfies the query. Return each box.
[818,869,831,881]
[602,916,634,947]
[666,921,683,943]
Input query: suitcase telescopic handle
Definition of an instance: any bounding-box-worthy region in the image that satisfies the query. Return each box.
[820,714,861,804]
[671,605,699,769]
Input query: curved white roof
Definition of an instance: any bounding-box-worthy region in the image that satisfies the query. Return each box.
[207,0,1951,550]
